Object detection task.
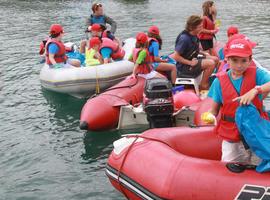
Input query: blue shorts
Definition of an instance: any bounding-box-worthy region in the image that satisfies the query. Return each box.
[152,62,159,70]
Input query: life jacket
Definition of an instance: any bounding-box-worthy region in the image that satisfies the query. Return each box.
[148,37,159,62]
[85,48,101,66]
[216,63,268,142]
[101,30,109,38]
[132,48,152,74]
[90,14,106,27]
[175,30,200,60]
[99,38,125,60]
[45,38,67,65]
[198,16,215,40]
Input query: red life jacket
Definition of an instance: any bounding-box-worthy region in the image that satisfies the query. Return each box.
[99,38,125,60]
[132,48,152,74]
[101,30,109,39]
[198,16,215,40]
[45,38,67,65]
[216,63,268,142]
[148,37,159,62]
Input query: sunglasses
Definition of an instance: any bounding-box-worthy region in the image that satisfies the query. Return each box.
[94,3,102,10]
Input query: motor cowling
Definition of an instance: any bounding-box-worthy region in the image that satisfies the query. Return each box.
[143,78,174,128]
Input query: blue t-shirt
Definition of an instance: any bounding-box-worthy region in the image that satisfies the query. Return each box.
[174,31,199,70]
[208,67,270,104]
[148,41,159,57]
[100,47,113,59]
[48,43,59,54]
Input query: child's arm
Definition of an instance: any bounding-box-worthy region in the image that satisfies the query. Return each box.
[233,81,270,105]
[95,52,103,64]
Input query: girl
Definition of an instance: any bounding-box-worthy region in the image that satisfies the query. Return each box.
[45,24,80,68]
[147,26,177,84]
[130,32,164,79]
[85,37,103,66]
[198,1,219,55]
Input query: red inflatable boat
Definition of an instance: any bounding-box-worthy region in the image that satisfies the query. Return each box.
[80,76,145,131]
[106,126,270,200]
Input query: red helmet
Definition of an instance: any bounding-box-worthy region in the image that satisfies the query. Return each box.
[227,26,239,37]
[89,37,102,48]
[50,24,64,35]
[148,26,160,35]
[91,24,102,32]
[136,32,148,44]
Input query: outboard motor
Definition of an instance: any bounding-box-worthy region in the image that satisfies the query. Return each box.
[143,78,174,128]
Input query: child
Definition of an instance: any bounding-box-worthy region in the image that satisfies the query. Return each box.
[203,38,270,165]
[130,32,164,79]
[217,33,257,73]
[218,26,239,60]
[147,26,177,84]
[198,1,219,55]
[46,24,80,68]
[85,37,103,66]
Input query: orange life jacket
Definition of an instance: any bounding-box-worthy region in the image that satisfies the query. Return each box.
[99,38,125,60]
[216,64,268,142]
[45,38,67,65]
[132,48,152,74]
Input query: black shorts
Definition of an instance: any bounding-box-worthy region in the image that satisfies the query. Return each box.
[177,58,203,78]
[200,39,213,51]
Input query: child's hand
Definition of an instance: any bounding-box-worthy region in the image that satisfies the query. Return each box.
[211,29,219,34]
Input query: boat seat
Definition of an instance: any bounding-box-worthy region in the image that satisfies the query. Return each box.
[175,73,203,95]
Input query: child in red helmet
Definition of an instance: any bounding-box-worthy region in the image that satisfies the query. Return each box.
[147,26,177,84]
[45,24,80,68]
[129,32,164,79]
[218,26,239,60]
[85,37,103,66]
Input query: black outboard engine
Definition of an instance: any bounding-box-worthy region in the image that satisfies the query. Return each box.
[143,78,174,128]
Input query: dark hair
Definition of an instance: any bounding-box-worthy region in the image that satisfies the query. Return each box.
[202,1,214,16]
[50,33,60,38]
[185,15,203,32]
[148,32,162,50]
[92,3,102,13]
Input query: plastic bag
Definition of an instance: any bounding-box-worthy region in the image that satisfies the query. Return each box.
[236,105,270,173]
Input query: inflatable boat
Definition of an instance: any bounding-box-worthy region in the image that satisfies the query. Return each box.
[40,38,136,98]
[79,76,146,131]
[106,126,270,200]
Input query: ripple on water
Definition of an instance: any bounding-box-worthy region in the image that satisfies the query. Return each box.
[1,0,270,199]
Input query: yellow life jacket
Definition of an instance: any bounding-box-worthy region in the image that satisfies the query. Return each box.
[85,48,101,66]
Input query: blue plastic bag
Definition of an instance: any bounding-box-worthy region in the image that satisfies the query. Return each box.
[236,105,270,173]
[66,52,85,66]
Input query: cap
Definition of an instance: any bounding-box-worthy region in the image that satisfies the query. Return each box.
[227,26,239,37]
[50,24,64,35]
[148,26,160,35]
[89,37,101,48]
[136,32,148,44]
[224,34,257,57]
[226,38,252,58]
[91,24,102,32]
[227,34,257,48]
